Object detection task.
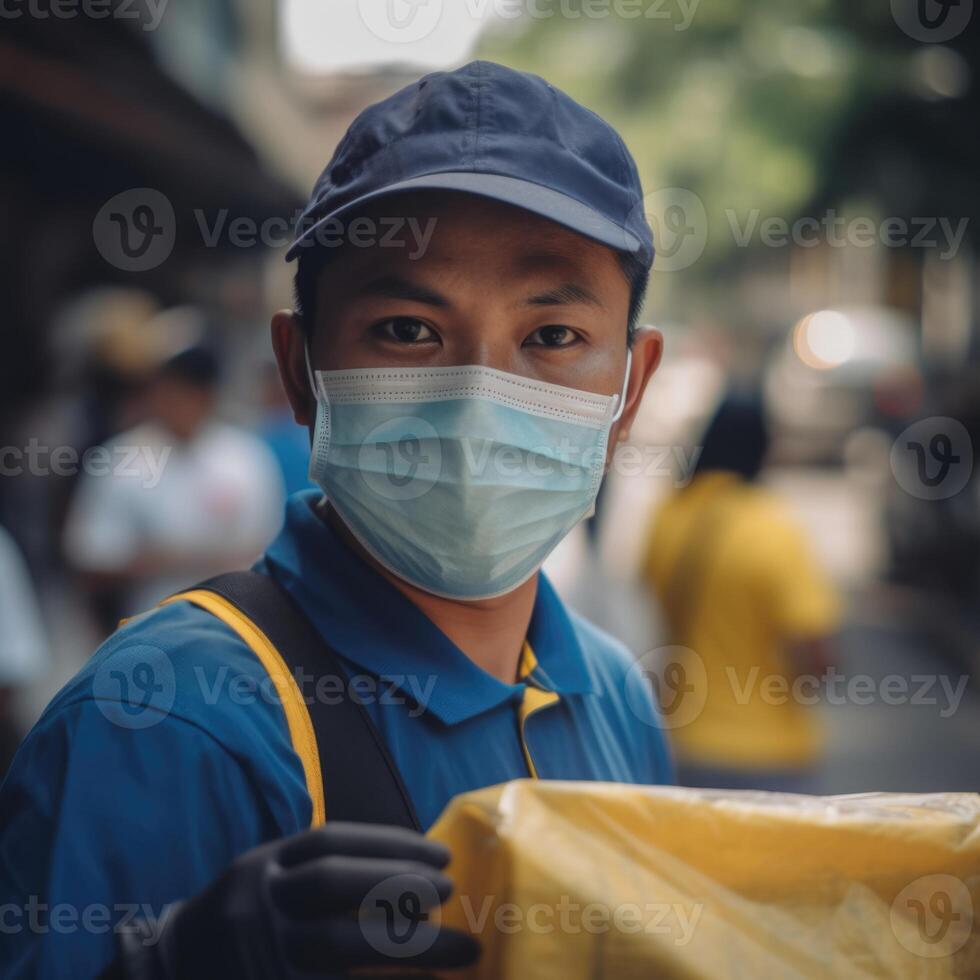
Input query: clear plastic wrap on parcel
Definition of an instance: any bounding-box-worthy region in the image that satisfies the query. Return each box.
[427,781,980,979]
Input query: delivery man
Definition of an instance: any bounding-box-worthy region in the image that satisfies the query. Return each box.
[0,61,673,979]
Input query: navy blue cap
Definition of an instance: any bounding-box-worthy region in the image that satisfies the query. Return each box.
[286,60,653,267]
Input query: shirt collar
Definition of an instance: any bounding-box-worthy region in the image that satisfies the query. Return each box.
[260,491,594,725]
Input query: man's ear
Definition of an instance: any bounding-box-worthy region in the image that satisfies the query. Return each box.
[271,310,315,426]
[611,326,663,444]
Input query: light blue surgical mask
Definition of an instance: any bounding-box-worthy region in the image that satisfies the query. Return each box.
[306,352,631,600]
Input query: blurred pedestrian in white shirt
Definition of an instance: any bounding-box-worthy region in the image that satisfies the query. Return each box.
[64,310,285,627]
[0,525,48,775]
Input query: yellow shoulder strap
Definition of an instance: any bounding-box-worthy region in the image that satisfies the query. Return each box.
[160,589,326,826]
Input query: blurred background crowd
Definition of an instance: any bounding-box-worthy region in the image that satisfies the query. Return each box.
[1,0,978,790]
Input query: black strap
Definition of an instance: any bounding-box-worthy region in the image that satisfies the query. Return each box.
[193,571,422,832]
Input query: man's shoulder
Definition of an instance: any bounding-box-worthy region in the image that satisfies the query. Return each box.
[565,608,675,783]
[565,609,655,715]
[38,596,293,759]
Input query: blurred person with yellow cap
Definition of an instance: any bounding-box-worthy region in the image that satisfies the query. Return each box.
[642,390,840,792]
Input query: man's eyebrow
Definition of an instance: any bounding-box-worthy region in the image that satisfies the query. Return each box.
[356,275,449,307]
[524,282,606,310]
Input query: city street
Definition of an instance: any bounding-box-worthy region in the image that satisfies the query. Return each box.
[550,463,980,795]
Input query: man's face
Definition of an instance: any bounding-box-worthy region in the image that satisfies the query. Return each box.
[311,191,631,389]
[274,191,661,452]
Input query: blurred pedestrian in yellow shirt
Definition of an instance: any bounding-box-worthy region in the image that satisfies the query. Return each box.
[642,391,840,792]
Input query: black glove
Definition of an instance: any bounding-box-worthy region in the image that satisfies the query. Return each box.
[109,822,480,980]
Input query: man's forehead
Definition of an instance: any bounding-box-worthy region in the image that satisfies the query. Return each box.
[318,239,616,300]
[322,205,614,282]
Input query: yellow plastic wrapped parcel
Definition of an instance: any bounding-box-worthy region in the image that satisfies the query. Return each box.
[428,780,980,979]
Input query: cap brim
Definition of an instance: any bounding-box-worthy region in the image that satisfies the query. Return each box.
[285,172,643,261]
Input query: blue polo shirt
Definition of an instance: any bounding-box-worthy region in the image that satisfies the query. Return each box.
[0,491,673,978]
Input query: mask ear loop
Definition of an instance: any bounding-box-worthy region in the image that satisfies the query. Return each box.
[610,348,633,424]
[303,344,320,401]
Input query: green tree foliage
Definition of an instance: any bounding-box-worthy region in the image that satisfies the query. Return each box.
[477,0,977,292]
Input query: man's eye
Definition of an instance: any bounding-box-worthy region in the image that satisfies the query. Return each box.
[376,318,437,344]
[525,325,579,348]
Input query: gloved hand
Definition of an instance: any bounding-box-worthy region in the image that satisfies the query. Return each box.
[109,822,480,980]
